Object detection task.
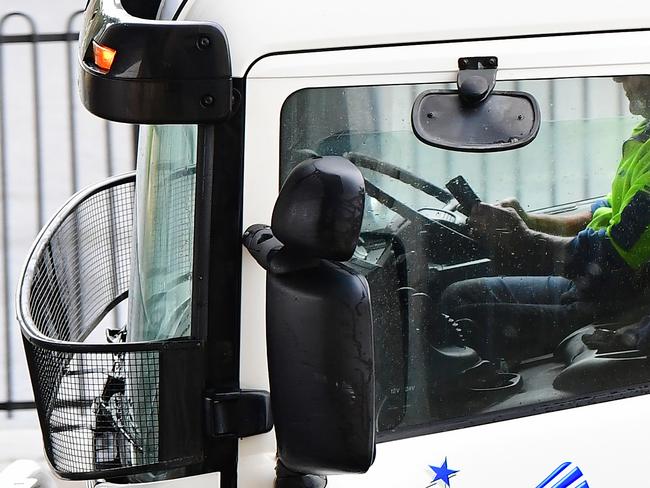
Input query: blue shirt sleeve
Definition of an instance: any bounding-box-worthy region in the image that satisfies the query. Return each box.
[565,228,632,295]
[590,197,611,213]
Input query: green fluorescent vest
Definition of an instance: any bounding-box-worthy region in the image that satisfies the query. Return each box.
[588,120,650,268]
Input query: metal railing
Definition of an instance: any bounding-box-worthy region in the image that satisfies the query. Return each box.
[0,10,136,415]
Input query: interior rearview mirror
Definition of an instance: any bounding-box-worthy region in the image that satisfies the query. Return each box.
[412,89,541,152]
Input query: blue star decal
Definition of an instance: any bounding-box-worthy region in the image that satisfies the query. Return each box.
[428,458,459,487]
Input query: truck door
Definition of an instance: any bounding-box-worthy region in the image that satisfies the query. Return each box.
[242,30,650,487]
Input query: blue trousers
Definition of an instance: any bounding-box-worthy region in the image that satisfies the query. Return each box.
[440,276,612,362]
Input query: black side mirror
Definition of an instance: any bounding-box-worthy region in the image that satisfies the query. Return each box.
[243,156,376,475]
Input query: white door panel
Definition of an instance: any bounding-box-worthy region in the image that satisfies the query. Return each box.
[239,30,650,487]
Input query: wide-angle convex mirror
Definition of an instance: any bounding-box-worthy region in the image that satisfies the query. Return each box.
[243,156,375,476]
[412,57,540,152]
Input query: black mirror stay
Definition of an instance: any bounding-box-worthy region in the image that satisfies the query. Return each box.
[242,224,319,274]
[412,57,540,152]
[457,56,498,106]
[243,156,376,476]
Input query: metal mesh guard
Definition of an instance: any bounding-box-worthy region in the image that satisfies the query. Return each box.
[17,174,203,480]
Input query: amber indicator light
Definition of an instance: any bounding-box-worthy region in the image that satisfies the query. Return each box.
[92,40,117,71]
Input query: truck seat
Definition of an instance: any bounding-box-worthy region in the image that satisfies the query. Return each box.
[553,320,650,393]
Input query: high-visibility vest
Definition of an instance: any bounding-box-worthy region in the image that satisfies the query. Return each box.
[588,120,650,268]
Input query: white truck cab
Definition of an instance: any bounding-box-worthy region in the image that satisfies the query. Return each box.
[14,1,650,487]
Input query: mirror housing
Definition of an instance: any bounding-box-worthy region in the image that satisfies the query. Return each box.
[267,262,375,474]
[243,156,375,475]
[272,156,365,261]
[79,0,232,123]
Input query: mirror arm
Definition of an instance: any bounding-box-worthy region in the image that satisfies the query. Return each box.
[204,390,273,438]
[457,56,498,106]
[243,224,320,274]
[275,460,327,488]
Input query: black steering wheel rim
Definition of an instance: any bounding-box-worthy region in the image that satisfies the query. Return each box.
[343,151,476,242]
[345,151,453,204]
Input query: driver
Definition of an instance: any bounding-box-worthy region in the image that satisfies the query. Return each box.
[441,75,650,365]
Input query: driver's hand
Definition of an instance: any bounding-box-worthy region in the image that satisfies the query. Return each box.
[468,203,532,259]
[495,197,529,224]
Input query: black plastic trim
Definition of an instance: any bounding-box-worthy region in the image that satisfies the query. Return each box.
[159,344,205,462]
[377,381,650,444]
[189,79,246,485]
[205,390,273,438]
[191,124,216,343]
[79,71,232,124]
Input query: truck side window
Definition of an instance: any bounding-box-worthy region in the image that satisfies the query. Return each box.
[280,76,650,436]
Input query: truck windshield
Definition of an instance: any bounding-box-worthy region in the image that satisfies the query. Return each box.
[128,125,197,341]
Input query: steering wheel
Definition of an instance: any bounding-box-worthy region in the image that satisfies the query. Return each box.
[343,151,476,243]
[345,151,452,203]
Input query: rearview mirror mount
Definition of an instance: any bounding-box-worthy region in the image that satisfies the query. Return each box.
[412,57,541,152]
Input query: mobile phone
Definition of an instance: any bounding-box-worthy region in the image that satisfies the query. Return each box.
[445,175,481,216]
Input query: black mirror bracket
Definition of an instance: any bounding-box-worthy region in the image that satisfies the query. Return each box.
[275,460,327,488]
[242,224,320,275]
[204,390,273,438]
[457,56,498,106]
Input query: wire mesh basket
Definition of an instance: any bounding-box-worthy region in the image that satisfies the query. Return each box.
[17,173,204,480]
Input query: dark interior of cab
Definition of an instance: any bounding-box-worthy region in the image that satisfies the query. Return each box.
[308,133,650,435]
